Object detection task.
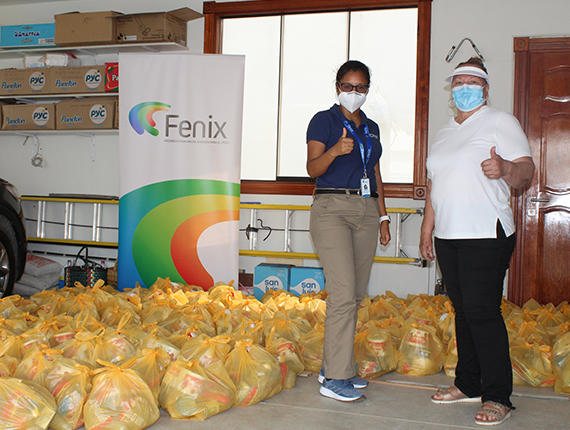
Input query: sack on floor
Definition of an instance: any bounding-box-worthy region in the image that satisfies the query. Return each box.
[121,347,172,404]
[84,360,159,430]
[443,333,458,378]
[159,358,236,420]
[297,323,325,373]
[225,340,282,406]
[44,358,92,430]
[552,332,570,394]
[0,377,57,430]
[178,334,232,367]
[265,327,305,389]
[13,346,63,386]
[510,340,554,387]
[354,325,397,379]
[396,324,443,376]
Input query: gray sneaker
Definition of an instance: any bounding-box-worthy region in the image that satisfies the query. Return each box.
[320,378,366,402]
[317,368,369,389]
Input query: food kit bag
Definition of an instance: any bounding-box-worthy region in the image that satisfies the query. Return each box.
[121,347,171,404]
[159,358,236,420]
[357,324,397,379]
[84,360,159,430]
[396,324,443,376]
[510,340,555,387]
[552,332,570,394]
[443,333,458,377]
[265,327,304,389]
[225,340,282,406]
[44,358,92,430]
[297,324,325,373]
[178,334,232,367]
[13,346,63,386]
[0,377,57,430]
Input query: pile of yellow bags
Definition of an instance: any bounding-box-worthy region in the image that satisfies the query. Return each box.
[0,278,568,429]
[504,298,570,392]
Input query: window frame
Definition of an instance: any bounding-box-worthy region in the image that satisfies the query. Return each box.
[203,0,432,199]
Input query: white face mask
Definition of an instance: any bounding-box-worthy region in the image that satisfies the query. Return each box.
[338,91,367,113]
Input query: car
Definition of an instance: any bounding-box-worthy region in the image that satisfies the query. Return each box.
[0,178,27,297]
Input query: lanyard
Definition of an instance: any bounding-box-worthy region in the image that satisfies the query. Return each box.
[342,119,371,178]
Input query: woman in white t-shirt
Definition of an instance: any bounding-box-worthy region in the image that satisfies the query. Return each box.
[420,57,535,426]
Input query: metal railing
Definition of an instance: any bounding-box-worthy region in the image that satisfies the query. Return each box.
[21,197,424,265]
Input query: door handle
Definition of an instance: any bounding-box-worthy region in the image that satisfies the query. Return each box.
[527,196,550,216]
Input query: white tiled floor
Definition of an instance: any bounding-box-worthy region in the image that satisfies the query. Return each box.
[144,371,570,430]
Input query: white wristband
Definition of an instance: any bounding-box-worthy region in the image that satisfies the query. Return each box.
[379,215,391,224]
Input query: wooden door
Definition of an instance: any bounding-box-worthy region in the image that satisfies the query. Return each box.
[510,37,570,306]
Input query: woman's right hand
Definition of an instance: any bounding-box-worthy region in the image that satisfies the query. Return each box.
[332,127,354,157]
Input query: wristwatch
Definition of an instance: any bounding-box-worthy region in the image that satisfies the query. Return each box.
[379,215,391,223]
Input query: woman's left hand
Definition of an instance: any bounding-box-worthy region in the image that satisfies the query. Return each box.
[379,222,391,246]
[481,146,507,179]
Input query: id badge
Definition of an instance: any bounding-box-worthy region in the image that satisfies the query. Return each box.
[360,178,371,198]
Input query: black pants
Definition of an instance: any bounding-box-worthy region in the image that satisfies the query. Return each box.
[435,222,516,408]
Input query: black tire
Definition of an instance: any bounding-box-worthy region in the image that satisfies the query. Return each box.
[0,217,18,298]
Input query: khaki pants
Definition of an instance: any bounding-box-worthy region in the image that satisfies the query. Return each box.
[310,193,379,380]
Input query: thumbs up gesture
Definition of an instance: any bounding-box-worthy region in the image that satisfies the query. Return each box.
[481,146,507,179]
[333,127,354,157]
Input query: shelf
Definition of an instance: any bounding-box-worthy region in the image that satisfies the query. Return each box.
[0,93,118,101]
[0,42,189,58]
[0,130,117,136]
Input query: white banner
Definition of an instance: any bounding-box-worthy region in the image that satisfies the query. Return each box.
[118,53,245,290]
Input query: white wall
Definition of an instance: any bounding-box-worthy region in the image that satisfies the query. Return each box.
[1,0,569,297]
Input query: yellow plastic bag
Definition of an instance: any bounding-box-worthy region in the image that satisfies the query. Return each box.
[552,332,570,394]
[0,377,57,430]
[44,358,92,430]
[59,331,101,367]
[178,334,232,367]
[0,338,19,377]
[443,333,458,378]
[265,327,305,389]
[355,324,397,379]
[396,324,443,376]
[121,347,171,404]
[84,360,159,430]
[297,324,325,373]
[225,340,282,406]
[13,346,63,386]
[159,358,236,420]
[510,340,554,387]
[436,301,456,347]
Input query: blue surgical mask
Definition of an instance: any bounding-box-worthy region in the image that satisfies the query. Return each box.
[452,84,485,112]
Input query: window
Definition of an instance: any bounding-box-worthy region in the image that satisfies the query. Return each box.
[204,0,432,199]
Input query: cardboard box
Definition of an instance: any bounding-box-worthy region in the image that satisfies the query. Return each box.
[2,103,56,130]
[50,65,106,94]
[116,7,202,45]
[55,97,116,130]
[289,266,326,296]
[253,263,293,300]
[0,68,51,96]
[55,11,123,46]
[1,23,56,48]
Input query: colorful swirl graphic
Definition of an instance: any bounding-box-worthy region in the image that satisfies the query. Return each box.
[118,179,240,290]
[128,102,171,136]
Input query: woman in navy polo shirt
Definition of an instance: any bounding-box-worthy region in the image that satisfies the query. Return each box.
[306,60,391,402]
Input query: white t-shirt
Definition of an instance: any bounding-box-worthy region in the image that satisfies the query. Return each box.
[427,106,532,239]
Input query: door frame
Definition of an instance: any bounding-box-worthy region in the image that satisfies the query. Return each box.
[509,36,570,305]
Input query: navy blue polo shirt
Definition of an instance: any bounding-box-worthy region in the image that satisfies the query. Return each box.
[307,104,382,190]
